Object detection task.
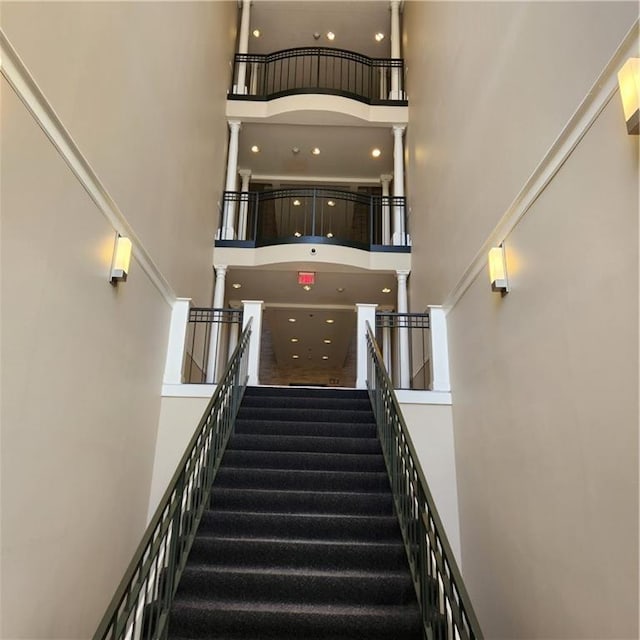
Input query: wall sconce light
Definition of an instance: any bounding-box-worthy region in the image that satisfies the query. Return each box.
[110,234,132,285]
[488,245,509,295]
[618,58,639,134]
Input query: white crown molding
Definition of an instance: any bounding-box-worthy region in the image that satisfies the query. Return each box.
[442,20,639,314]
[0,29,176,307]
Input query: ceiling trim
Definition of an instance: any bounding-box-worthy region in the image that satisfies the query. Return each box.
[250,173,383,184]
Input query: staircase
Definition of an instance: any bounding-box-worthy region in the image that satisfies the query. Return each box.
[167,385,422,639]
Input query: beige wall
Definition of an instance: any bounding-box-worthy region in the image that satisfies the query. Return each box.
[404,2,638,638]
[1,2,236,638]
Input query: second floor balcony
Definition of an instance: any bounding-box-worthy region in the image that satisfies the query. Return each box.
[215,187,410,252]
[229,47,407,106]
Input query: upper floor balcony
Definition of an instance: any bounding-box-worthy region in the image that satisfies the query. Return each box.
[228,47,407,107]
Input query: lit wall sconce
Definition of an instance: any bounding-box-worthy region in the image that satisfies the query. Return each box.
[488,245,509,295]
[110,234,132,285]
[618,58,639,135]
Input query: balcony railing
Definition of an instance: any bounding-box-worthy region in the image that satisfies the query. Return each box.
[229,47,406,105]
[216,188,410,251]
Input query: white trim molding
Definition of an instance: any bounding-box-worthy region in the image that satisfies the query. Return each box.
[0,29,176,306]
[443,20,640,314]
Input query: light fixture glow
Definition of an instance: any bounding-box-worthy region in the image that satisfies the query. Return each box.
[292,354,300,359]
[110,234,132,285]
[371,148,382,158]
[232,283,242,289]
[322,355,329,360]
[375,32,385,42]
[326,32,335,41]
[294,231,302,238]
[252,29,261,37]
[488,245,509,295]
[288,318,297,323]
[303,284,312,291]
[382,287,392,293]
[250,145,260,153]
[293,199,301,206]
[326,232,334,238]
[292,147,300,154]
[323,339,332,344]
[618,58,640,134]
[336,287,345,293]
[311,147,321,155]
[291,338,299,343]
[327,200,336,207]
[326,319,335,324]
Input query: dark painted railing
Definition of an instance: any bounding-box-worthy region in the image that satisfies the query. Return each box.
[216,187,410,251]
[366,325,483,640]
[93,321,252,640]
[185,307,243,383]
[376,311,430,390]
[229,47,406,105]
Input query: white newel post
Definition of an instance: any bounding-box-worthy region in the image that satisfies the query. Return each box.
[235,0,252,95]
[382,323,393,381]
[206,265,227,383]
[242,300,263,386]
[356,303,378,390]
[163,298,192,385]
[380,174,392,246]
[238,169,251,241]
[396,270,411,389]
[427,305,451,392]
[389,0,402,100]
[220,120,241,240]
[392,125,407,246]
[227,306,241,360]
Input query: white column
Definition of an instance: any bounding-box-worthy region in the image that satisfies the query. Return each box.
[396,270,410,389]
[220,120,241,240]
[380,174,392,245]
[242,300,264,386]
[382,324,392,380]
[206,265,227,383]
[238,169,251,241]
[356,303,378,390]
[389,0,402,100]
[227,306,241,360]
[162,298,192,385]
[392,125,406,245]
[428,305,451,392]
[235,0,252,95]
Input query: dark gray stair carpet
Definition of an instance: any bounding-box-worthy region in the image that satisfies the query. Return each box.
[167,385,422,640]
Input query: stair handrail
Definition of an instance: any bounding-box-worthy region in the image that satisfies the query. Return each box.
[93,319,253,640]
[365,324,483,640]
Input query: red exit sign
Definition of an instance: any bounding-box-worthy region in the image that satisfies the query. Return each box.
[297,271,315,285]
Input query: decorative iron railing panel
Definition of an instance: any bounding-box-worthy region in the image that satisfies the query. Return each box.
[185,307,243,383]
[366,325,483,640]
[93,321,252,640]
[217,187,409,250]
[229,47,407,105]
[376,311,430,390]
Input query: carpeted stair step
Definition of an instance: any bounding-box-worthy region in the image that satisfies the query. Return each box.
[169,600,422,639]
[187,536,409,572]
[214,467,390,492]
[234,419,376,438]
[198,510,402,542]
[227,432,382,454]
[240,394,373,411]
[221,449,385,472]
[243,386,369,400]
[236,406,375,424]
[176,565,416,606]
[210,488,393,515]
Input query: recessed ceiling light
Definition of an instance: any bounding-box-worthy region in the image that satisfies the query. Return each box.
[291,338,299,343]
[322,355,329,360]
[232,283,242,289]
[375,32,385,42]
[371,148,382,158]
[292,354,300,359]
[324,339,332,344]
[336,287,345,293]
[326,319,335,324]
[294,231,302,237]
[382,287,392,293]
[288,318,297,323]
[292,147,300,154]
[303,284,312,291]
[250,145,260,153]
[313,32,321,40]
[311,147,321,155]
[252,29,261,37]
[326,32,335,41]
[293,199,301,206]
[326,232,334,238]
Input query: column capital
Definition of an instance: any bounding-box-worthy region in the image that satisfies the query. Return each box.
[396,269,410,280]
[392,124,406,135]
[238,169,252,178]
[380,174,393,185]
[228,120,242,132]
[214,264,228,276]
[389,0,402,11]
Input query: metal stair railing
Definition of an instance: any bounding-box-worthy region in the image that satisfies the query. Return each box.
[92,320,252,640]
[366,324,483,640]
